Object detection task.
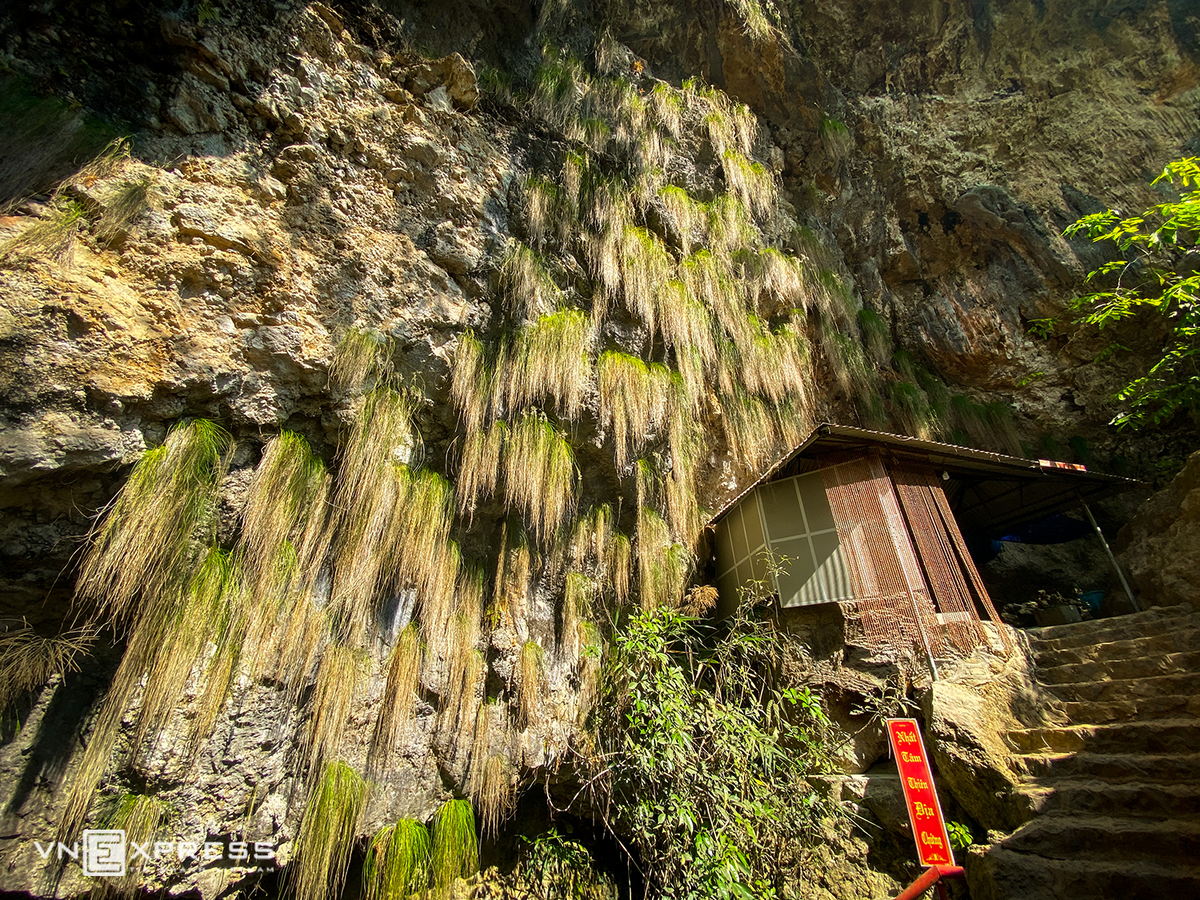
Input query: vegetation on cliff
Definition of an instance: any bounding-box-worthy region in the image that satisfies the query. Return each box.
[1066,157,1200,430]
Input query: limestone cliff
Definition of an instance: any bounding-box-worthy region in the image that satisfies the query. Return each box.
[0,1,1196,898]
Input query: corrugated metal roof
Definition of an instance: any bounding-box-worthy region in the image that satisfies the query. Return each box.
[707,423,1138,534]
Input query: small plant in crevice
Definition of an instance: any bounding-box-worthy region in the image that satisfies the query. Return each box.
[0,198,87,264]
[0,620,96,711]
[286,760,368,900]
[362,818,431,900]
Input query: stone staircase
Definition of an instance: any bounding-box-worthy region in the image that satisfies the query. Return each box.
[974,604,1200,899]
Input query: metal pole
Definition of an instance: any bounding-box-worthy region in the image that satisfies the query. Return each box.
[1079,495,1140,613]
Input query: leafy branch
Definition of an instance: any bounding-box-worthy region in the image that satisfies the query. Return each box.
[1064,157,1200,429]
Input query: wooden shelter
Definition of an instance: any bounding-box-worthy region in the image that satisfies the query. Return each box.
[709,424,1136,668]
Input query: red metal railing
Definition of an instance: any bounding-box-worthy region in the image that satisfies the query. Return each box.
[894,864,965,900]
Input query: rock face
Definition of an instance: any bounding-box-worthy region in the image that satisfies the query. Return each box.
[1118,449,1200,608]
[0,1,1197,898]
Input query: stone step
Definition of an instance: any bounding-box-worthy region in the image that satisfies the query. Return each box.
[1034,627,1200,668]
[968,844,1200,900]
[1014,751,1200,784]
[1026,604,1198,650]
[1035,648,1200,685]
[1015,779,1200,821]
[1057,693,1200,724]
[1006,718,1200,755]
[1045,672,1198,703]
[999,815,1200,863]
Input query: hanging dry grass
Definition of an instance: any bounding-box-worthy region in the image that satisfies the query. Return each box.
[561,572,595,655]
[523,175,562,249]
[951,395,1022,455]
[287,760,368,900]
[77,419,231,626]
[0,621,95,710]
[451,331,495,436]
[455,419,507,521]
[819,318,874,404]
[329,389,454,645]
[890,381,935,440]
[305,644,366,782]
[370,623,423,771]
[530,52,588,130]
[635,507,692,609]
[516,639,544,729]
[492,521,534,621]
[659,185,703,254]
[499,241,563,322]
[61,545,241,839]
[328,327,387,392]
[721,150,777,217]
[741,317,814,411]
[649,83,684,139]
[618,225,675,339]
[596,352,671,472]
[680,249,753,354]
[438,568,484,742]
[503,413,577,543]
[499,310,593,419]
[857,308,891,365]
[610,530,632,607]
[664,410,704,549]
[238,432,331,685]
[567,504,614,573]
[703,193,755,253]
[476,753,516,839]
[717,387,778,470]
[92,792,168,900]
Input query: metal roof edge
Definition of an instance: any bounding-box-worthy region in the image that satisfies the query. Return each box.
[704,422,1139,527]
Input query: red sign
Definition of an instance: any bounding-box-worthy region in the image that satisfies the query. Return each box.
[886,718,955,868]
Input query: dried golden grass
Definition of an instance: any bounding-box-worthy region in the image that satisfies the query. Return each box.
[499,241,562,322]
[503,413,578,543]
[370,622,423,771]
[328,327,388,393]
[77,419,231,626]
[680,250,752,352]
[596,352,671,472]
[451,331,494,436]
[238,432,331,684]
[659,185,703,254]
[304,644,366,782]
[499,309,593,420]
[92,792,168,899]
[635,507,691,609]
[456,418,506,521]
[721,149,777,217]
[516,639,543,728]
[561,572,595,654]
[618,225,674,339]
[474,753,516,840]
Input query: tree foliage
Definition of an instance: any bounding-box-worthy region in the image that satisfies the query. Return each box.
[592,573,845,899]
[1065,157,1200,429]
